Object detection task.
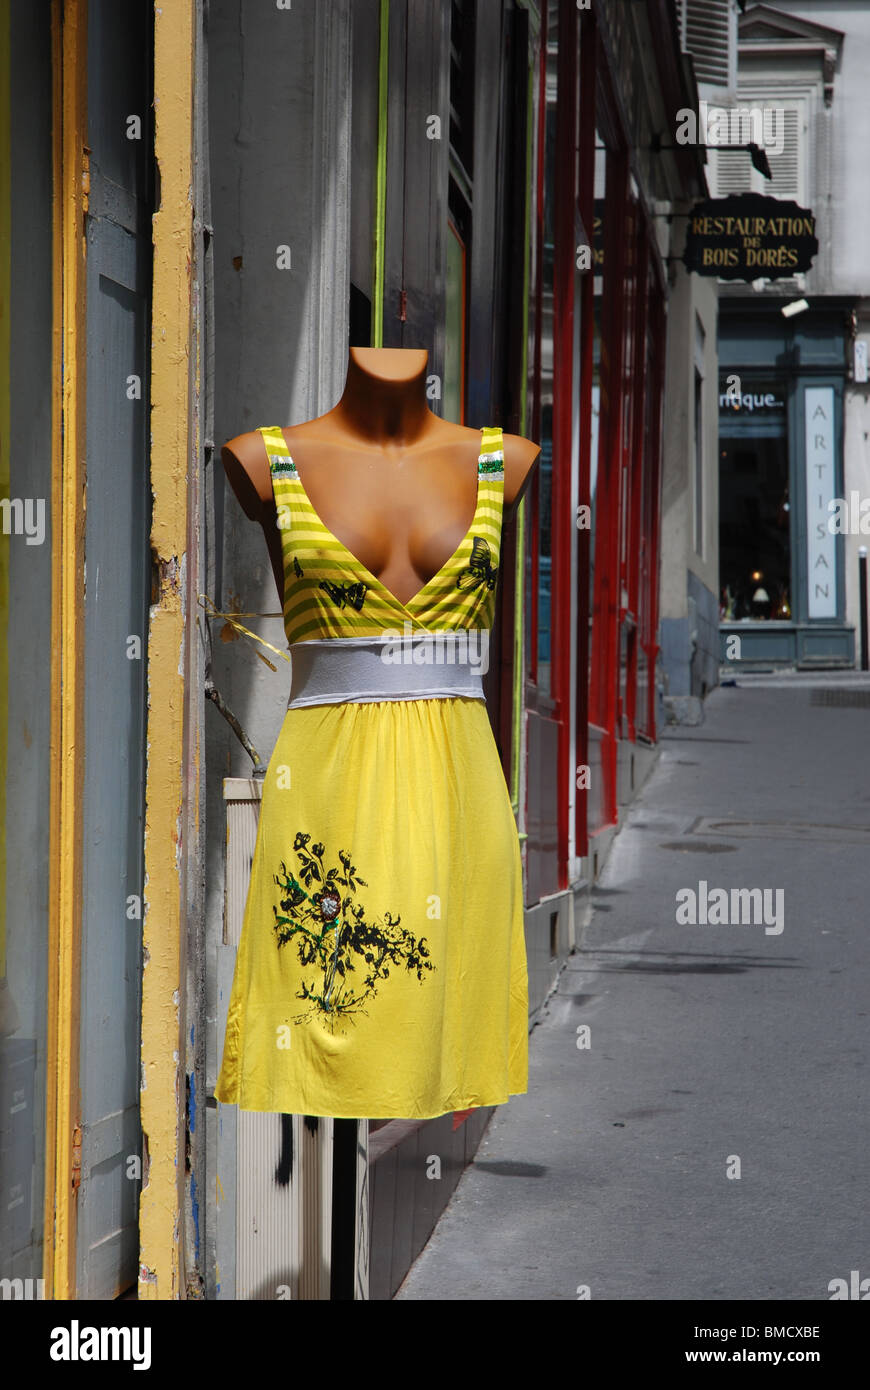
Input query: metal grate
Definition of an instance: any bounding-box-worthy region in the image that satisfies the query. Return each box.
[810,688,870,708]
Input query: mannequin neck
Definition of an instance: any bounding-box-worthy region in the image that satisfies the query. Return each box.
[331,348,432,445]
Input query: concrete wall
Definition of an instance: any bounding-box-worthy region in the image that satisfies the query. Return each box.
[204,0,352,1297]
[660,224,720,701]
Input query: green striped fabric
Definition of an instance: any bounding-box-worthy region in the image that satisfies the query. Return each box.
[260,424,505,645]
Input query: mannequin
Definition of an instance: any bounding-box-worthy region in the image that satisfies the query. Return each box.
[214,345,540,1124]
[221,347,540,608]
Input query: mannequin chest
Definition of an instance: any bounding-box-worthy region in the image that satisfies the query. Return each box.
[279,440,483,597]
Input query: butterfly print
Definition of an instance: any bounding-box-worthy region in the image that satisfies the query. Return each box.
[319,578,368,611]
[293,555,304,578]
[456,536,498,593]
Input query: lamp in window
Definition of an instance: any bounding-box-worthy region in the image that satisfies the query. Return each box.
[750,570,771,620]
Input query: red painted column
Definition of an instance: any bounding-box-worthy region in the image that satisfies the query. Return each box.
[574,12,595,860]
[645,283,666,742]
[551,0,578,888]
[623,214,650,743]
[590,142,628,827]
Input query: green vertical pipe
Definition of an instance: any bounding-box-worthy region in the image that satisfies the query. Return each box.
[510,53,535,819]
[371,0,389,347]
[370,5,527,819]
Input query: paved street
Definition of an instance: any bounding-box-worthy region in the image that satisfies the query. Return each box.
[396,675,870,1301]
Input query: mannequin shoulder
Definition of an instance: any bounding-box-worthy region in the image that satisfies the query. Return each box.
[452,421,540,478]
[221,428,274,516]
[502,431,541,515]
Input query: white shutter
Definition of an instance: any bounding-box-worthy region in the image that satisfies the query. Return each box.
[677,0,735,90]
[709,99,806,203]
[767,105,801,200]
[712,145,753,198]
[706,98,809,291]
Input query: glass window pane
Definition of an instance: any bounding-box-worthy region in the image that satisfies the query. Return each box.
[534,11,559,696]
[719,379,791,621]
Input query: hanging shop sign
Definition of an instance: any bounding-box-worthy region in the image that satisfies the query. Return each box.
[683,193,818,280]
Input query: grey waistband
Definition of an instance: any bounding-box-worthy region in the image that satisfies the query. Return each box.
[287,633,488,708]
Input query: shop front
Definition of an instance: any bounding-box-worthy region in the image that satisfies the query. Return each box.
[718,300,855,669]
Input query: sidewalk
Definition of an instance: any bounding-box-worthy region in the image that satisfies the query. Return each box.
[395,676,870,1300]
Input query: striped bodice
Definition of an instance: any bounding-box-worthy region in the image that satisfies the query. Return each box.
[261,424,505,646]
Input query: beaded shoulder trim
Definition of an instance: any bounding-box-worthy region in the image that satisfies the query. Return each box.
[478,426,504,481]
[478,452,504,477]
[264,427,502,482]
[268,452,299,479]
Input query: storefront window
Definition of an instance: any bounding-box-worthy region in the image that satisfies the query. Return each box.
[719,379,791,621]
[636,266,665,738]
[526,4,559,697]
[589,132,623,736]
[537,410,553,686]
[588,136,606,665]
[618,189,639,730]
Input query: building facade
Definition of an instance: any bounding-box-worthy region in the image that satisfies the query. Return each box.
[659,0,731,714]
[1,0,714,1301]
[710,2,869,668]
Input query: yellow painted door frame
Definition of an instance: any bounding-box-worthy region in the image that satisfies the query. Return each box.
[41,0,198,1301]
[138,0,197,1299]
[43,0,88,1299]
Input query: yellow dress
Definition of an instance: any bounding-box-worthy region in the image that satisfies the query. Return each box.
[214,424,528,1119]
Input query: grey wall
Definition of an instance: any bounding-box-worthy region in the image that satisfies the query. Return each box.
[203,0,353,1297]
[660,213,720,700]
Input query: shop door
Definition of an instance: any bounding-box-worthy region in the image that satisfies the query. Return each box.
[75,0,152,1298]
[0,0,54,1299]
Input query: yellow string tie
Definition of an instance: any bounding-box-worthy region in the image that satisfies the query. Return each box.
[197,593,291,671]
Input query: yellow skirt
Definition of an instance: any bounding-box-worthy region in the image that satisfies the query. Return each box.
[215,695,529,1119]
[215,695,528,1117]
